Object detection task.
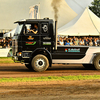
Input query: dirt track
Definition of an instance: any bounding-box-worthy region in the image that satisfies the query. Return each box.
[0,80,100,100]
[0,64,100,78]
[0,64,100,100]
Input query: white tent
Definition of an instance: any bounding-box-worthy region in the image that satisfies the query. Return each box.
[4,28,16,38]
[65,0,93,14]
[58,0,94,35]
[0,48,11,57]
[58,8,100,36]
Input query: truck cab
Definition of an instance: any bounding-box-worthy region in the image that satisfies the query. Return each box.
[12,19,54,71]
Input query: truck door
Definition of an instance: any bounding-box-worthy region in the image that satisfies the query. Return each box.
[21,23,40,51]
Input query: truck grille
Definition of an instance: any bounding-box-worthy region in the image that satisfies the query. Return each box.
[12,40,18,55]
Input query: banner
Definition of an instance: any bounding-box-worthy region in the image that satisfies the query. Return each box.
[29,4,40,19]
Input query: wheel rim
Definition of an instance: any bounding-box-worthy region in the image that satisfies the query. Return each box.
[98,59,100,67]
[35,58,45,69]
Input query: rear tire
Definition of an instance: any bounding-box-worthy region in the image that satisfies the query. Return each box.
[93,55,100,70]
[31,54,49,72]
[25,64,33,71]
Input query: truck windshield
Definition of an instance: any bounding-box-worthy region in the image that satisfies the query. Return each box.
[14,24,23,36]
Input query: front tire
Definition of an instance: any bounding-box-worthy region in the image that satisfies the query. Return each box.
[93,55,100,70]
[31,54,49,72]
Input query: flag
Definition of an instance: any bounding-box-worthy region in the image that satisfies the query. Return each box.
[29,4,40,19]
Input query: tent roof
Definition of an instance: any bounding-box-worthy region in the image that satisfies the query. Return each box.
[58,8,100,36]
[39,0,77,28]
[0,0,77,30]
[65,0,93,14]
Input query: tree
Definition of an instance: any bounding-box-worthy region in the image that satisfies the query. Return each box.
[89,0,100,18]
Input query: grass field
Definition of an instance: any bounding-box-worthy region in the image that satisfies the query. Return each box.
[0,75,100,83]
[0,57,14,63]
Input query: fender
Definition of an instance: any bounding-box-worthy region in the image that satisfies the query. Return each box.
[92,53,100,63]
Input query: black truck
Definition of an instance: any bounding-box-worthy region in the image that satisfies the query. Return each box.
[12,18,100,72]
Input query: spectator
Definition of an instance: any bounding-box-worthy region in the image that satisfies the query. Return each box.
[69,39,73,46]
[79,38,82,45]
[90,37,93,42]
[96,37,99,43]
[73,36,76,41]
[97,37,100,46]
[80,39,85,46]
[83,36,86,40]
[86,37,89,40]
[65,40,70,46]
[2,40,7,48]
[73,41,77,46]
[63,37,67,45]
[88,37,91,43]
[59,38,64,46]
[89,40,93,46]
[75,38,79,46]
[85,38,89,46]
[93,37,96,42]
[93,38,97,46]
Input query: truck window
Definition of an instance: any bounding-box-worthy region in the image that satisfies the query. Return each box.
[14,24,23,36]
[24,23,38,35]
[41,23,48,34]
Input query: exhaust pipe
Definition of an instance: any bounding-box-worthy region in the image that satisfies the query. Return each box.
[55,21,57,50]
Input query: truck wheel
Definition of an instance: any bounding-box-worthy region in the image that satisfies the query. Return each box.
[93,55,100,70]
[31,54,49,72]
[25,64,33,71]
[82,64,94,69]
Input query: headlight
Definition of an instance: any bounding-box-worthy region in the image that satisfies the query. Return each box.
[17,52,22,56]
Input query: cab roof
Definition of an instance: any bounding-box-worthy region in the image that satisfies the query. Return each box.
[14,18,53,24]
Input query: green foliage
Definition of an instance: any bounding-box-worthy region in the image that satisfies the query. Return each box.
[0,75,100,83]
[89,0,100,18]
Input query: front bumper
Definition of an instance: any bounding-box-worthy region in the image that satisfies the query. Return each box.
[12,56,19,62]
[12,56,29,64]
